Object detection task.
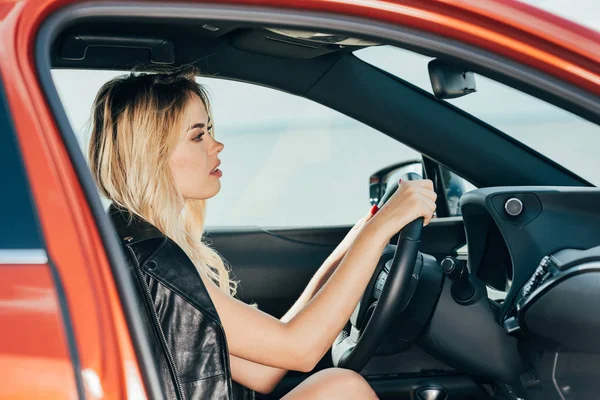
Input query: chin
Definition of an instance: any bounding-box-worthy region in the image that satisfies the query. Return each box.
[196,182,221,200]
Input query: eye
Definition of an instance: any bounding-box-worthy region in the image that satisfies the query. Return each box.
[192,131,205,142]
[207,125,214,137]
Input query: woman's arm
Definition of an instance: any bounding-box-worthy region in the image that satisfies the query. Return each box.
[229,211,376,393]
[205,220,389,372]
[281,209,376,323]
[206,180,437,374]
[230,355,288,394]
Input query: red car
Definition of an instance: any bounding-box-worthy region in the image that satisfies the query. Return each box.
[2,0,600,399]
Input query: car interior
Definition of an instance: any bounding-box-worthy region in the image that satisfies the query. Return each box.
[39,3,600,400]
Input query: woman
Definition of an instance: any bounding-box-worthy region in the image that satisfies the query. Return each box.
[88,67,437,400]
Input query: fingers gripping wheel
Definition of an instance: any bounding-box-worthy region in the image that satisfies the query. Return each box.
[376,172,423,207]
[332,174,424,371]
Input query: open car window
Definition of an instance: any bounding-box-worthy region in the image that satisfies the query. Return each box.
[51,69,419,227]
[355,46,600,186]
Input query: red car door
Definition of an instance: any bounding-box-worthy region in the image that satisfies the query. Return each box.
[2,0,600,399]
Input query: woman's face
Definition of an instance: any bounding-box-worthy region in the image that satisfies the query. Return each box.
[170,94,224,201]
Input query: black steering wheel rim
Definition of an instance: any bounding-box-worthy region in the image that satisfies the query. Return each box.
[332,173,424,372]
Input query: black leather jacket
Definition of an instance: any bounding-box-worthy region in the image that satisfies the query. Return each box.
[109,205,254,400]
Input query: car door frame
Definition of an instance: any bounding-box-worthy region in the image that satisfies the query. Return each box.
[13,0,600,398]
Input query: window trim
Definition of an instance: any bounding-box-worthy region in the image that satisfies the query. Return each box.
[0,249,48,264]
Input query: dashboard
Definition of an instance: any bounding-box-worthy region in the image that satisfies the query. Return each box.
[460,186,600,318]
[343,185,600,398]
[473,218,512,293]
[458,187,600,399]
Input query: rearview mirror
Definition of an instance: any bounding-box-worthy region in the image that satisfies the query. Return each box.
[369,160,423,206]
[428,59,476,99]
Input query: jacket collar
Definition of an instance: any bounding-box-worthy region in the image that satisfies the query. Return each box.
[108,204,166,245]
[109,204,225,324]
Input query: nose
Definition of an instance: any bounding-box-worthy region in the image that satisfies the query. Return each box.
[211,137,224,155]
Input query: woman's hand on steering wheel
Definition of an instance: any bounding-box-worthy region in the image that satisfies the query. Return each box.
[332,177,437,371]
[371,179,437,238]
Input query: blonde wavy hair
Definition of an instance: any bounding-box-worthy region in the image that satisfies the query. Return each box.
[88,66,236,296]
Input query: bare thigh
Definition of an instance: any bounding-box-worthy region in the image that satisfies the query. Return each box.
[281,368,378,400]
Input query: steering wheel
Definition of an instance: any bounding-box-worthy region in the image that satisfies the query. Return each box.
[332,172,424,371]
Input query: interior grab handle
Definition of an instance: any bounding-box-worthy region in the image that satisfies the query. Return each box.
[59,35,175,64]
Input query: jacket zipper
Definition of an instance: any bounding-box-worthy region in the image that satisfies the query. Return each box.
[127,247,186,400]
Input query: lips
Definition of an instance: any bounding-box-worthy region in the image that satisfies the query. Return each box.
[210,160,222,177]
[211,161,221,173]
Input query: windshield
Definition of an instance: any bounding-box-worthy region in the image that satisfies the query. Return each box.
[355,46,600,186]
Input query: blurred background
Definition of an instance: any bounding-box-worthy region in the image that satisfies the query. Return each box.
[51,0,599,228]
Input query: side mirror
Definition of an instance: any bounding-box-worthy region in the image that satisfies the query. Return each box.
[369,160,423,206]
[428,59,476,99]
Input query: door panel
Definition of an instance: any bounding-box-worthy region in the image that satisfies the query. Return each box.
[208,226,344,318]
[207,218,481,399]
